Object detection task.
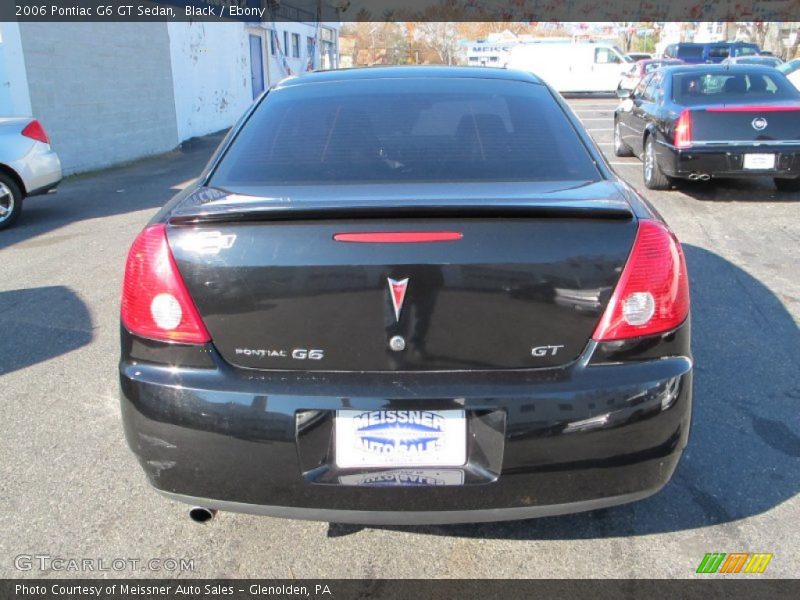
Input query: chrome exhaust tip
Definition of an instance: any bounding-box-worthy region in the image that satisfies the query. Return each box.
[688,173,699,180]
[699,174,711,181]
[188,507,217,523]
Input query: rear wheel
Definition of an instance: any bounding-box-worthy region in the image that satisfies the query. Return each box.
[643,136,672,191]
[774,177,800,192]
[0,173,23,230]
[613,119,633,157]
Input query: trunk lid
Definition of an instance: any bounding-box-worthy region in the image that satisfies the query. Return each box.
[688,103,800,144]
[168,183,637,372]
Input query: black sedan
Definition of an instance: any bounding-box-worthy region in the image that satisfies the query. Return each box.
[614,65,800,190]
[120,67,692,525]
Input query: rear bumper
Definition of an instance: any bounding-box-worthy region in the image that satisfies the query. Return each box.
[9,142,62,196]
[120,331,692,524]
[158,488,660,525]
[656,141,800,179]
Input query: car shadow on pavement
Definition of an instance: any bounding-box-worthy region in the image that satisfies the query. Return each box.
[0,132,225,252]
[356,244,800,540]
[0,286,92,376]
[677,178,800,203]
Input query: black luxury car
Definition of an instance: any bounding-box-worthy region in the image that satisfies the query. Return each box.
[120,67,692,525]
[614,64,800,190]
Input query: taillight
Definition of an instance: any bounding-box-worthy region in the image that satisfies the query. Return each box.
[21,120,49,144]
[121,224,211,344]
[592,220,689,341]
[674,109,692,149]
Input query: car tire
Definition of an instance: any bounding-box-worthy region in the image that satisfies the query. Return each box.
[774,177,800,192]
[613,119,634,157]
[643,136,672,191]
[0,173,23,231]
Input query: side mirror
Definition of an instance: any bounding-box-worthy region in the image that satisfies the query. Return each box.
[617,88,634,99]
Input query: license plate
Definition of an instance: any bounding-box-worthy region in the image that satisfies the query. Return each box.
[743,153,776,170]
[338,468,466,486]
[334,410,467,469]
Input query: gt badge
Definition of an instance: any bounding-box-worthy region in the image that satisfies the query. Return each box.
[387,278,409,322]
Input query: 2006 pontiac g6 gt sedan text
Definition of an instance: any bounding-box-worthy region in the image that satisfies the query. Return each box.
[120,67,692,525]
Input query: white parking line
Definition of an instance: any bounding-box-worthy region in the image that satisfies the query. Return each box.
[587,128,612,132]
[608,161,638,165]
[578,117,610,121]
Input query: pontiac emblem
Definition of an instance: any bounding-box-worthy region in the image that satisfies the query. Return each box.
[387,278,409,322]
[752,117,768,131]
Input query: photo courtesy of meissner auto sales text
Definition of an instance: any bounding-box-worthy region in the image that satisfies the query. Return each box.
[1,0,799,598]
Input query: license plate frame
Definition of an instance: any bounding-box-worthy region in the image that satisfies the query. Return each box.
[334,409,467,469]
[743,153,776,170]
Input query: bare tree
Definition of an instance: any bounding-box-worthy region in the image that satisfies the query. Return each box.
[414,22,460,65]
[615,22,635,53]
[785,24,800,60]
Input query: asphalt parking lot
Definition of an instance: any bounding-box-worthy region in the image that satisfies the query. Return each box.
[1,96,798,579]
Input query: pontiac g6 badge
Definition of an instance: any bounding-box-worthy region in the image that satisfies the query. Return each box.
[387,278,409,322]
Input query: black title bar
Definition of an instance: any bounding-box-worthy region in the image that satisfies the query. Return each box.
[4,579,800,600]
[2,0,800,22]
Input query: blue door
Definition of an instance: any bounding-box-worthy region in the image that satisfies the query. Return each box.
[249,34,264,100]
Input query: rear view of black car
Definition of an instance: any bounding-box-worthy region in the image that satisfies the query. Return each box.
[120,67,692,525]
[615,65,800,190]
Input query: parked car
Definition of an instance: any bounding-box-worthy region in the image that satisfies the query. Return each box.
[722,56,784,68]
[0,118,62,230]
[663,42,761,64]
[617,58,684,94]
[778,58,800,90]
[506,41,629,92]
[614,65,800,190]
[625,52,653,62]
[120,66,692,525]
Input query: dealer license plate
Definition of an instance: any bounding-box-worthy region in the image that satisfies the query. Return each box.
[334,409,467,469]
[338,468,466,486]
[743,154,776,170]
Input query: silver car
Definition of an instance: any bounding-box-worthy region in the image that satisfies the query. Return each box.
[0,117,62,230]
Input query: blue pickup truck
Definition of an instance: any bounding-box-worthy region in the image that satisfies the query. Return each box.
[663,42,761,64]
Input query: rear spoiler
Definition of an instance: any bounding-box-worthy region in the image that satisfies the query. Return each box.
[169,195,634,225]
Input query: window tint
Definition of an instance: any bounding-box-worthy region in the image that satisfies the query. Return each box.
[211,79,601,186]
[734,46,758,56]
[642,74,661,102]
[677,46,704,58]
[708,46,730,59]
[633,73,653,98]
[672,71,800,105]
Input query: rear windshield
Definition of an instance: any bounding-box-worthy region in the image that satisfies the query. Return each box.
[672,71,800,105]
[210,78,600,186]
[677,46,704,59]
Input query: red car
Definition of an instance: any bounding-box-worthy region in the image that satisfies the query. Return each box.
[618,59,684,95]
